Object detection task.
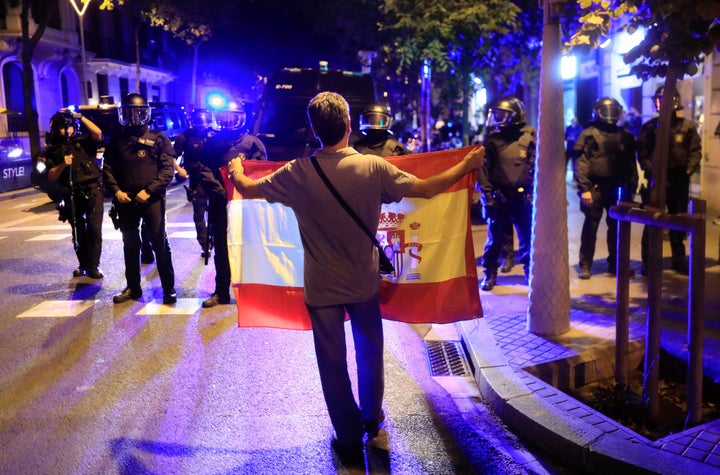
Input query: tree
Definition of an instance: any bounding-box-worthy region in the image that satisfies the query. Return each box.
[566,0,720,422]
[381,0,521,146]
[99,0,217,97]
[9,0,50,176]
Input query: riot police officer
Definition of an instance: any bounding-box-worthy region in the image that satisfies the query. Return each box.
[574,97,639,279]
[638,86,701,275]
[199,103,267,308]
[352,104,410,157]
[477,97,535,291]
[41,109,104,278]
[174,108,214,257]
[103,93,177,304]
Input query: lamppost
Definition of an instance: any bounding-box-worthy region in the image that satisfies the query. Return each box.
[69,0,91,105]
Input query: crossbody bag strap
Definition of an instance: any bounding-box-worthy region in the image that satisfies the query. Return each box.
[309,155,381,248]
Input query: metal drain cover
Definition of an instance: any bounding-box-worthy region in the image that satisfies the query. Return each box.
[425,340,471,376]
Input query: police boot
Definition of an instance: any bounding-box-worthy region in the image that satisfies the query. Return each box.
[671,256,689,275]
[481,273,497,291]
[500,255,514,273]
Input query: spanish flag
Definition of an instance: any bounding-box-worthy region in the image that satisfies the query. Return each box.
[224,147,482,330]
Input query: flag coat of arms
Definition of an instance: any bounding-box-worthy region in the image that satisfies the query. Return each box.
[224,147,482,330]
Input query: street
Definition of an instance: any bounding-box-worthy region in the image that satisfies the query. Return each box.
[0,184,553,474]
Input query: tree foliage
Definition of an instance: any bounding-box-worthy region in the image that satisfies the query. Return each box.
[566,0,720,80]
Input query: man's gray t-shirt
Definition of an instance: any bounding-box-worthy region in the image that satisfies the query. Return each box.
[257,147,416,307]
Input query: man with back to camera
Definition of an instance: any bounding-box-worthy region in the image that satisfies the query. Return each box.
[41,108,104,279]
[226,91,484,466]
[198,102,267,308]
[574,97,639,280]
[638,86,701,275]
[102,92,177,304]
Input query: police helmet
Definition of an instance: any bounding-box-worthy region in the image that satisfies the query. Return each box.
[593,97,623,125]
[118,93,151,127]
[360,104,392,131]
[485,97,526,130]
[212,103,246,131]
[48,111,77,143]
[190,108,212,129]
[653,86,682,112]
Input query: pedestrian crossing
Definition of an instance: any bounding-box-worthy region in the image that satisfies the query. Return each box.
[0,222,198,242]
[16,298,205,318]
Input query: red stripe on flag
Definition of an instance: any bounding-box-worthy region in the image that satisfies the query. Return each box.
[233,283,311,330]
[379,276,481,323]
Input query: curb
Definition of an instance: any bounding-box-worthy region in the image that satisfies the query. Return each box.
[456,319,712,475]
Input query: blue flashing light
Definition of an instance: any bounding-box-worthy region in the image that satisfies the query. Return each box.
[206,91,230,110]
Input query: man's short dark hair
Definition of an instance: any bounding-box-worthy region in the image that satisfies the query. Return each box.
[307,92,350,147]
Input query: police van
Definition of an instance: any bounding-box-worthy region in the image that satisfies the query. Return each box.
[251,65,377,161]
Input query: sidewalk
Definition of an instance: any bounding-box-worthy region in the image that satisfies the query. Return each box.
[458,190,720,474]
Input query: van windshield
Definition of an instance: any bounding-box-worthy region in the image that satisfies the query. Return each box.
[255,101,314,144]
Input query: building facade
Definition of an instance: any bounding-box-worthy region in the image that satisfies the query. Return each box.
[0,0,180,192]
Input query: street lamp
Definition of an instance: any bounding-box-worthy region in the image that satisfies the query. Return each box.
[68,0,91,105]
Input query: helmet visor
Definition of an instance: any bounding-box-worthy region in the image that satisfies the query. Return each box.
[486,108,514,129]
[213,110,246,130]
[119,105,151,127]
[360,112,391,130]
[191,112,212,128]
[596,103,622,123]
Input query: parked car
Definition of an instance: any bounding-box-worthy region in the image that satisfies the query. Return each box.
[251,66,377,161]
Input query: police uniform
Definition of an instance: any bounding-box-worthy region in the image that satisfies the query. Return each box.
[574,120,639,273]
[353,133,409,157]
[103,127,177,298]
[638,115,701,273]
[174,126,213,252]
[199,128,267,303]
[478,123,536,281]
[42,133,103,275]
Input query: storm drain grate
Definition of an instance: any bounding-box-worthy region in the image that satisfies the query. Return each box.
[425,340,471,376]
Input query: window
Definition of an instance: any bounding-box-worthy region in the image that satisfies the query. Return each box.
[97,73,109,97]
[119,77,129,98]
[3,62,27,132]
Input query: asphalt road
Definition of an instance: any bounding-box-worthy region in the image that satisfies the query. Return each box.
[0,183,556,474]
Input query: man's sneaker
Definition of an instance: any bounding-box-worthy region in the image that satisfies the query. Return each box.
[113,287,142,304]
[579,265,591,280]
[87,267,104,279]
[480,274,497,291]
[72,267,86,277]
[331,437,365,468]
[163,291,177,304]
[363,412,386,438]
[202,293,231,308]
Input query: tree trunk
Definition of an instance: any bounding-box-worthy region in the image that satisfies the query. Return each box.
[135,21,141,92]
[191,42,200,108]
[527,0,570,335]
[20,0,48,182]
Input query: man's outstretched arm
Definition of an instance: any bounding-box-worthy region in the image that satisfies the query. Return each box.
[405,146,485,199]
[227,158,263,199]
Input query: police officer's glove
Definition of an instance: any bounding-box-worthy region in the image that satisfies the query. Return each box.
[481,194,496,221]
